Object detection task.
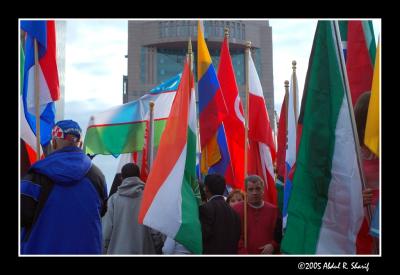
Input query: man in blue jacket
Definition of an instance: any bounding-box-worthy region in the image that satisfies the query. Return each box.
[20,120,107,254]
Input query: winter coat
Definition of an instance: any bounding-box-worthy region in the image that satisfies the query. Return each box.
[20,146,107,254]
[102,176,163,254]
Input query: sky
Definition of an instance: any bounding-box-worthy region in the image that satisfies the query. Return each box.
[63,19,381,192]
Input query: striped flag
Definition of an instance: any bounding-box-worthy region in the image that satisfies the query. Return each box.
[217,36,245,190]
[275,93,288,214]
[138,57,202,254]
[21,20,60,147]
[247,50,277,205]
[339,20,376,106]
[282,67,300,230]
[197,21,231,184]
[281,21,364,254]
[84,74,181,157]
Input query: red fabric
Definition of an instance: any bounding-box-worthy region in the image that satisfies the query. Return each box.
[217,38,245,190]
[276,94,287,180]
[356,157,379,254]
[40,21,60,101]
[233,201,278,254]
[248,93,277,205]
[247,140,277,205]
[346,21,374,106]
[248,95,275,156]
[132,152,138,163]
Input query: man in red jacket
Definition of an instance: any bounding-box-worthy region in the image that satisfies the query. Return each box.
[233,175,282,254]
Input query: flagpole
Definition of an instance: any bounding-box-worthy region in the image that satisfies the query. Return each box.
[292,61,299,124]
[333,21,374,243]
[148,101,155,169]
[284,80,289,150]
[244,40,251,250]
[34,38,41,160]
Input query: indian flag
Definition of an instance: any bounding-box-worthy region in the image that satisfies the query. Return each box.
[84,74,181,157]
[138,57,202,254]
[280,21,364,254]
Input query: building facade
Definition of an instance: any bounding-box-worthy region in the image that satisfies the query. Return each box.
[126,20,275,126]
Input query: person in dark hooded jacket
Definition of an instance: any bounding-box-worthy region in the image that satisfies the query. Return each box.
[20,120,107,254]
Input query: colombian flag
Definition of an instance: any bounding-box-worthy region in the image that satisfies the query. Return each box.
[197,21,230,183]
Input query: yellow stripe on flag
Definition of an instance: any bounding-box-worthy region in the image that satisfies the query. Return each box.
[364,40,380,157]
[197,21,212,80]
[200,133,221,174]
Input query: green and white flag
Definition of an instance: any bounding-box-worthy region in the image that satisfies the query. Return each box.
[281,21,364,254]
[138,58,202,254]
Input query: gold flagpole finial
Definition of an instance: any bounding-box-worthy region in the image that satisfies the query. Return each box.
[284,80,289,88]
[224,27,229,38]
[292,60,297,72]
[246,41,252,49]
[188,38,193,55]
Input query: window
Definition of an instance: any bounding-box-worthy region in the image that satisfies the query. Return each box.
[140,47,147,84]
[157,48,187,83]
[170,21,177,37]
[231,22,235,39]
[254,48,262,79]
[159,22,163,38]
[165,21,170,37]
[231,49,245,85]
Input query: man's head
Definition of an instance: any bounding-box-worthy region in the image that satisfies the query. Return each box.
[245,175,265,206]
[51,120,82,151]
[204,174,226,198]
[121,163,140,180]
[354,92,371,147]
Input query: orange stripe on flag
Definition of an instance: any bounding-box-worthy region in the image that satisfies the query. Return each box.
[138,60,191,223]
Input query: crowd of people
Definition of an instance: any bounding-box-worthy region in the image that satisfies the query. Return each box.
[20,110,379,255]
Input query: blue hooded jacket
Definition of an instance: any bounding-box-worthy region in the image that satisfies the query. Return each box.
[21,146,104,254]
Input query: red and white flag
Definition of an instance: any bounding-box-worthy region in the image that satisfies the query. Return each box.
[247,51,277,205]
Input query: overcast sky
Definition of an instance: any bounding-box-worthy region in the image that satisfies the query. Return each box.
[63,19,381,191]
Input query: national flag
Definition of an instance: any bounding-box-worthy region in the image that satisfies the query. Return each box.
[197,21,230,182]
[216,36,245,190]
[84,74,181,157]
[281,21,364,254]
[21,20,60,147]
[282,67,300,231]
[20,43,42,176]
[247,50,277,205]
[275,93,288,214]
[364,40,380,157]
[138,58,202,254]
[339,20,376,106]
